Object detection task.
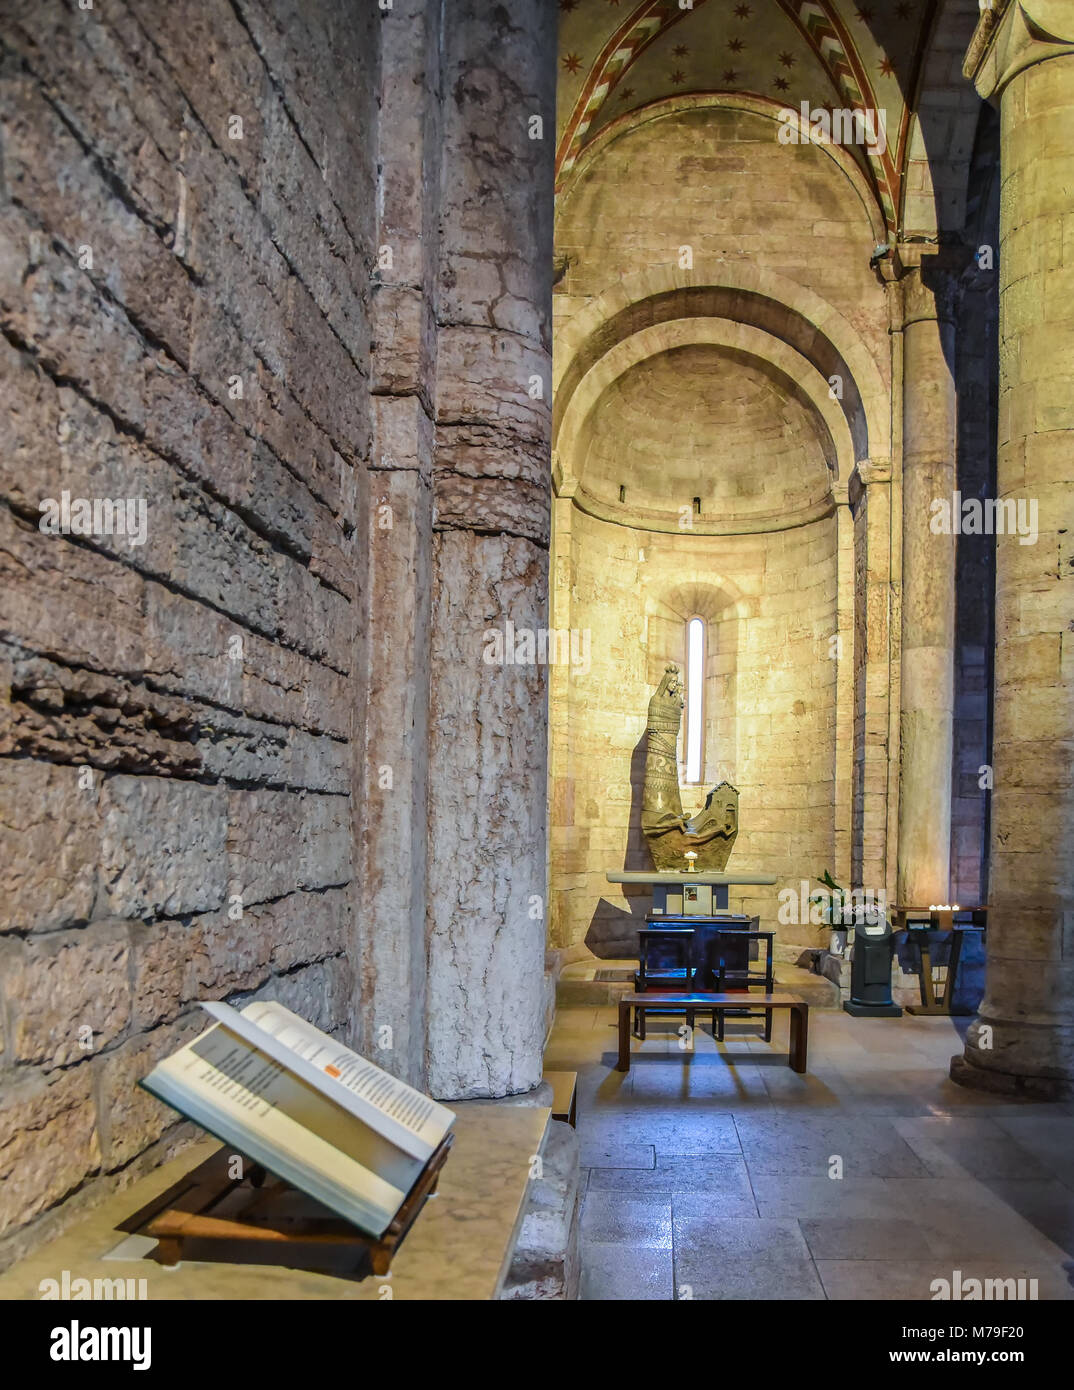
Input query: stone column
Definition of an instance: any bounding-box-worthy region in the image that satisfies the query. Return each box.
[896,256,957,908]
[359,0,443,1088]
[850,460,897,899]
[425,0,556,1097]
[954,0,1074,1096]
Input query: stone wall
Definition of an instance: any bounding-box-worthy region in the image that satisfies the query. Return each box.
[0,0,557,1262]
[0,0,376,1264]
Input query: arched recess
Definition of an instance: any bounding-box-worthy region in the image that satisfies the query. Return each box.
[555,318,853,535]
[644,578,748,790]
[558,92,890,244]
[553,263,891,468]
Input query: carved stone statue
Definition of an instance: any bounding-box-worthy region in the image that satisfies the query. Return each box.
[641,665,739,871]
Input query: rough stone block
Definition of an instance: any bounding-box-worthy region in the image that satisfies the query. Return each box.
[0,759,99,934]
[0,1069,100,1238]
[1,925,130,1066]
[99,775,229,919]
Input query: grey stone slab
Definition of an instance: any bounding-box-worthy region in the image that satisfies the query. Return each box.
[580,1191,672,1248]
[759,1066,931,1114]
[893,1117,1055,1180]
[982,1180,1074,1259]
[991,1116,1074,1188]
[627,1054,770,1102]
[588,1154,758,1209]
[817,1259,1074,1302]
[580,1108,741,1155]
[751,1174,914,1221]
[799,1217,935,1260]
[671,1209,825,1301]
[581,1141,655,1169]
[580,1243,673,1301]
[734,1115,932,1178]
[894,1070,1070,1116]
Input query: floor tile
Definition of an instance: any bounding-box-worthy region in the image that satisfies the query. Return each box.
[672,1209,825,1301]
[816,1259,1074,1302]
[734,1114,932,1178]
[893,1116,1055,1180]
[588,1154,758,1208]
[581,1141,655,1169]
[580,1244,673,1300]
[580,1191,672,1247]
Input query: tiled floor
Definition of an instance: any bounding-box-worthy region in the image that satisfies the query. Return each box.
[544,1004,1074,1300]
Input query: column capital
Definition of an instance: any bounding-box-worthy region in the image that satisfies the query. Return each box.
[848,458,892,507]
[964,1,1074,103]
[896,250,963,328]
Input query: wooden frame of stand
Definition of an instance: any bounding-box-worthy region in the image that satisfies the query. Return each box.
[144,1133,454,1277]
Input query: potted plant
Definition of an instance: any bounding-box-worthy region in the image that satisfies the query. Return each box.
[810,869,849,956]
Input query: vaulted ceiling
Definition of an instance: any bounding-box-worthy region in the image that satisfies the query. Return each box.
[556,0,981,236]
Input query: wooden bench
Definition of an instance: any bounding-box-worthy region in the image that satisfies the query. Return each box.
[617,992,809,1073]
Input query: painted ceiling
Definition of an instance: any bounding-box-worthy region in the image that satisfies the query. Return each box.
[556,0,942,231]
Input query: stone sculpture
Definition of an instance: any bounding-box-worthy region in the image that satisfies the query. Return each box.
[641,665,740,871]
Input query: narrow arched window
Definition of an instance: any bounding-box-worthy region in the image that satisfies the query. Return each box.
[684,616,705,785]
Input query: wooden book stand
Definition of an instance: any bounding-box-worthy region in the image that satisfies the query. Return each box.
[141,1134,454,1278]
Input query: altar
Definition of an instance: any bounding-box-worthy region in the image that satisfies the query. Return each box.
[607,870,780,1007]
[606,869,777,915]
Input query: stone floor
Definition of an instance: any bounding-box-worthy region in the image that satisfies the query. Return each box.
[543,1004,1074,1301]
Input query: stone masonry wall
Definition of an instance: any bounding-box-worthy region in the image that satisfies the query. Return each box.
[0,0,377,1265]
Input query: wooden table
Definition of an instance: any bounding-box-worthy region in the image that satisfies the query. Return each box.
[617,992,809,1073]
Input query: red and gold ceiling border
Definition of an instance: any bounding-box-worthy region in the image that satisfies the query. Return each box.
[774,0,901,230]
[555,0,711,189]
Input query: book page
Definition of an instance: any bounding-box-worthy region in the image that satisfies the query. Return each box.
[143,1024,423,1237]
[241,1001,455,1154]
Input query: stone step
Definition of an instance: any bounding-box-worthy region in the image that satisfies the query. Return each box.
[555,958,841,1009]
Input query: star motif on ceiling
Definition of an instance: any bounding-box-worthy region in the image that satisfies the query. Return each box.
[855,5,875,20]
[778,51,795,68]
[733,4,752,19]
[722,67,740,83]
[894,0,914,17]
[670,69,686,85]
[673,44,689,57]
[728,37,745,53]
[618,86,635,100]
[879,57,895,77]
[562,53,583,74]
[773,76,790,92]
[558,0,578,11]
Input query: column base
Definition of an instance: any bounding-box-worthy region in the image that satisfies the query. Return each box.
[843,1000,902,1017]
[949,1053,1073,1102]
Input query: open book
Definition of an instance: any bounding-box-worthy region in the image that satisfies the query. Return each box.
[141,1001,455,1238]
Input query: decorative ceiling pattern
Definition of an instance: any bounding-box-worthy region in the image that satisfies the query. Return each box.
[557,0,940,233]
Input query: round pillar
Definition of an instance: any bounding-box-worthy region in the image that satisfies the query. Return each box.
[897,264,957,908]
[954,1,1074,1096]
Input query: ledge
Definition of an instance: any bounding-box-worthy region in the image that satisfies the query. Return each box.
[0,1106,552,1302]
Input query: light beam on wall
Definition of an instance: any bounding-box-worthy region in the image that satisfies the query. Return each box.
[685,616,704,785]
